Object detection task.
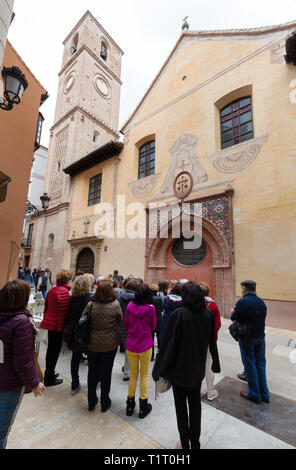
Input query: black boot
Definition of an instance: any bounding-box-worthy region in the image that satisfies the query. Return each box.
[139,398,152,419]
[44,376,63,387]
[126,397,136,416]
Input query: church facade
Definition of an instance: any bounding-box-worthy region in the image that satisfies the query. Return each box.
[27,12,296,329]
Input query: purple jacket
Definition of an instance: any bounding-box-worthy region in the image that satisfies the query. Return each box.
[0,310,40,392]
[124,301,157,353]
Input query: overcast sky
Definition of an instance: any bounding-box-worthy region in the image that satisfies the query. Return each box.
[7,0,296,147]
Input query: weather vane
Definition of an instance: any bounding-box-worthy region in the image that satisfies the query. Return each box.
[182,16,189,31]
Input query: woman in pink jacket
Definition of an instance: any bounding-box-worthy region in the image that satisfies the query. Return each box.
[124,284,157,419]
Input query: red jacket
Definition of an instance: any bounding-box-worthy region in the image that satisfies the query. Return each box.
[40,284,71,333]
[205,297,221,341]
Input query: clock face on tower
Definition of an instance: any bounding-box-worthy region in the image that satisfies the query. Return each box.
[94,74,111,99]
[64,72,76,94]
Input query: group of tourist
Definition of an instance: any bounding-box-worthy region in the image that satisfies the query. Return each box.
[18,266,53,299]
[0,268,270,450]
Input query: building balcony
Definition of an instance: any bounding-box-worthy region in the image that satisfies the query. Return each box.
[21,238,32,249]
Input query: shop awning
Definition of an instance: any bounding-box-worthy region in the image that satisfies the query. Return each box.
[0,171,11,203]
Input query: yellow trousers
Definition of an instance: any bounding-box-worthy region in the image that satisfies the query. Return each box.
[126,348,152,400]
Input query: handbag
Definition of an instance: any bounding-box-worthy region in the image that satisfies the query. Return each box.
[74,302,93,350]
[229,321,250,342]
[156,377,171,393]
[155,376,171,400]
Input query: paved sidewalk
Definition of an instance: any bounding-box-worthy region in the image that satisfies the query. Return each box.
[7,319,296,449]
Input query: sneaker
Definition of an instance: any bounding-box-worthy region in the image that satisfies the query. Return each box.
[122,367,130,381]
[71,385,81,395]
[207,390,219,401]
[237,373,247,382]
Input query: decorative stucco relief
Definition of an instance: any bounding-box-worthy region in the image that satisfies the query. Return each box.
[129,172,162,198]
[207,134,269,174]
[160,134,208,195]
[269,40,286,64]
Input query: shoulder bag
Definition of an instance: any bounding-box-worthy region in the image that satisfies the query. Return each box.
[74,302,93,351]
[229,321,250,342]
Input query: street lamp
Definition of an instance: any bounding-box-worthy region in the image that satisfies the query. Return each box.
[25,193,51,216]
[0,66,28,111]
[40,193,50,211]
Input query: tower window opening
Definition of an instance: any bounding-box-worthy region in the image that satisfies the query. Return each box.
[100,42,108,61]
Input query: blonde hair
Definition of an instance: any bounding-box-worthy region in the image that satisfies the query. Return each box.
[56,269,72,286]
[169,280,178,291]
[199,282,210,296]
[83,273,94,290]
[150,283,158,294]
[71,275,91,297]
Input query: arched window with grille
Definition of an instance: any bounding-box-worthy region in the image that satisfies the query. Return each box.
[220,96,254,149]
[138,141,155,179]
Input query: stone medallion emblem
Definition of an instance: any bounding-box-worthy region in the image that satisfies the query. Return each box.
[159,134,208,196]
[173,171,193,200]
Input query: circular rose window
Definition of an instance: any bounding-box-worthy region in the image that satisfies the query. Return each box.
[172,237,207,267]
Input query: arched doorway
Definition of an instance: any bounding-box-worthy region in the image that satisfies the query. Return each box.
[146,211,234,316]
[166,237,214,295]
[76,248,95,274]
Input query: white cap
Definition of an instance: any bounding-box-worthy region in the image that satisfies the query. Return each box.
[179,279,189,284]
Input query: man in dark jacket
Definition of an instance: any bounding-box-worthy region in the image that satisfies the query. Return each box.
[231,280,270,404]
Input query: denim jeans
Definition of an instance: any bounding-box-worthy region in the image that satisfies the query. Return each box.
[87,349,117,408]
[0,388,24,449]
[240,336,270,402]
[238,339,246,375]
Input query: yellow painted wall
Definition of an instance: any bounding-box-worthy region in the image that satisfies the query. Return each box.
[68,28,296,301]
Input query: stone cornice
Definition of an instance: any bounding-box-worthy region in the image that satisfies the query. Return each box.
[50,105,119,138]
[145,184,234,209]
[30,202,70,220]
[67,235,103,244]
[186,21,296,38]
[59,44,122,85]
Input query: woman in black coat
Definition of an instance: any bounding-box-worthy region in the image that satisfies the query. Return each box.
[152,282,220,449]
[66,275,92,394]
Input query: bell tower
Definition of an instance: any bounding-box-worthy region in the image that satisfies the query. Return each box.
[44,10,124,207]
